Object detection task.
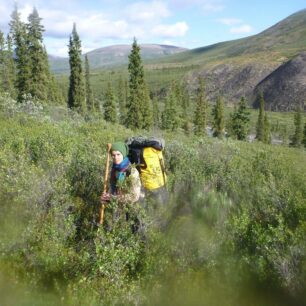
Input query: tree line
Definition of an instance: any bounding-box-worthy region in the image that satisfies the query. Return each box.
[1,5,305,148]
[0,5,62,103]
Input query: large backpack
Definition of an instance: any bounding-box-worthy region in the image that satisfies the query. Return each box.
[126,136,167,191]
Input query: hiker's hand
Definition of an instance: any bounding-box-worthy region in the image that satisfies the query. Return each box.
[101,192,111,202]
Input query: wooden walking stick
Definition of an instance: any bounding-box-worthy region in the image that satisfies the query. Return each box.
[99,143,112,225]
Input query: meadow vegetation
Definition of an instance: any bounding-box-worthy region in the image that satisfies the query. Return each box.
[0,95,305,305]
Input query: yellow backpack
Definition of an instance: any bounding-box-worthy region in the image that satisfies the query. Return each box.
[126,137,167,191]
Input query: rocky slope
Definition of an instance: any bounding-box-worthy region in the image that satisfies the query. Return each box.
[152,9,306,110]
[252,52,306,111]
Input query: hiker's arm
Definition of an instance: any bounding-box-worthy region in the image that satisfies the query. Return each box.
[118,168,141,203]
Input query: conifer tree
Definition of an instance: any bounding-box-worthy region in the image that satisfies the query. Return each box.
[173,81,184,127]
[117,75,127,124]
[263,112,271,144]
[68,23,85,113]
[141,83,153,130]
[85,55,94,112]
[15,22,31,103]
[230,96,250,140]
[9,3,22,44]
[9,4,31,102]
[103,82,117,123]
[125,38,144,129]
[212,96,225,138]
[291,107,303,148]
[256,93,265,141]
[162,86,178,131]
[4,35,16,97]
[152,97,160,128]
[48,74,63,104]
[181,81,190,113]
[194,77,208,136]
[0,33,15,96]
[26,7,50,101]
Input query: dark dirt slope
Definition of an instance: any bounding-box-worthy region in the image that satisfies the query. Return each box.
[252,52,306,111]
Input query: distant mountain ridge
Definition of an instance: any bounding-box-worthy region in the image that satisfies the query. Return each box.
[49,9,306,111]
[49,44,188,73]
[153,8,306,111]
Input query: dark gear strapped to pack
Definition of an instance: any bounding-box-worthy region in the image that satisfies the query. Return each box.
[125,136,167,191]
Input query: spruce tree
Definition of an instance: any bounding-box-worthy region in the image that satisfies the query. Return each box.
[26,7,50,101]
[68,23,85,113]
[230,96,250,140]
[126,38,144,129]
[117,75,127,124]
[141,83,153,130]
[256,93,265,141]
[85,55,94,112]
[9,3,22,44]
[9,4,31,102]
[15,22,31,103]
[48,73,63,104]
[194,77,208,136]
[103,82,117,123]
[263,112,271,144]
[152,97,160,128]
[4,35,16,97]
[173,81,184,127]
[0,33,15,96]
[291,107,303,148]
[212,96,225,138]
[162,86,178,131]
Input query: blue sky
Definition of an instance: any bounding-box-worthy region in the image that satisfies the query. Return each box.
[0,0,305,57]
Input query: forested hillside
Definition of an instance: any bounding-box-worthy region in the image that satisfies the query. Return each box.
[52,9,306,111]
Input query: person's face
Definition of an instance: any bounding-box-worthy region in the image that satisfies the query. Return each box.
[111,150,124,165]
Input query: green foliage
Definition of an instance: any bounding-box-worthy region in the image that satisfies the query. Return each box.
[68,23,85,114]
[14,22,31,103]
[152,96,160,128]
[125,38,145,130]
[0,95,305,305]
[26,7,50,102]
[161,85,179,131]
[194,77,208,136]
[85,55,94,112]
[141,83,153,130]
[117,75,127,124]
[7,5,56,103]
[263,112,271,144]
[256,92,265,141]
[103,82,117,123]
[291,107,304,148]
[211,96,225,138]
[229,96,250,140]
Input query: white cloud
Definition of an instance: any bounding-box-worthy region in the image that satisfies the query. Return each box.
[230,24,253,34]
[201,1,224,12]
[169,0,225,12]
[218,18,242,25]
[152,22,189,38]
[125,1,170,22]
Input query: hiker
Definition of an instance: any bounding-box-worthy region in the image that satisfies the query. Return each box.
[126,136,169,229]
[101,141,141,204]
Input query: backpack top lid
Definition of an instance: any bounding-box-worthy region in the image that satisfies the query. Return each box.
[125,136,165,151]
